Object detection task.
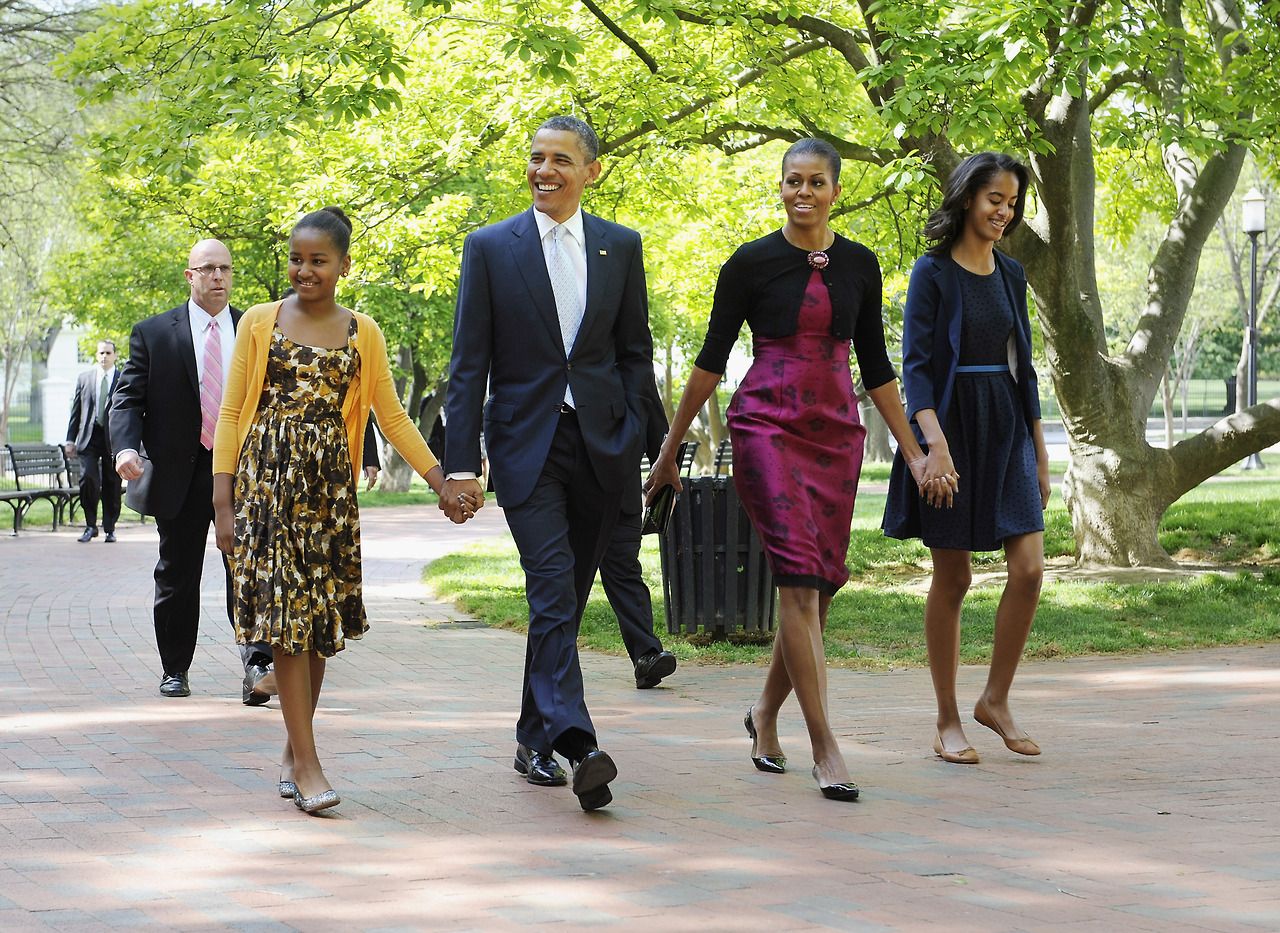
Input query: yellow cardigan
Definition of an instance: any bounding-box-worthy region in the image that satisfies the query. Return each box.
[212,302,439,481]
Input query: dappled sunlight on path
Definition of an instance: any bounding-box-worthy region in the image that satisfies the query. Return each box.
[1,508,1278,929]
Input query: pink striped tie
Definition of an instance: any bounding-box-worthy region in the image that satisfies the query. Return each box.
[199,320,223,450]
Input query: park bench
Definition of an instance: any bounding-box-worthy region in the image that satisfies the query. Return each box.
[639,440,700,479]
[1,443,79,535]
[713,437,732,476]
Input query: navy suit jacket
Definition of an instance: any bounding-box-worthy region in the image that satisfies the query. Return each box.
[67,368,120,452]
[445,208,665,508]
[109,303,243,519]
[900,250,1041,431]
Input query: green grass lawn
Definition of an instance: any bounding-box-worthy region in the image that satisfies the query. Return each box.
[426,476,1280,670]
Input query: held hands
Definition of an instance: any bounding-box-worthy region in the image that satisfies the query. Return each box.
[439,477,484,524]
[916,446,959,509]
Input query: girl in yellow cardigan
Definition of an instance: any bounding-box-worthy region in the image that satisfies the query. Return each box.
[213,207,472,814]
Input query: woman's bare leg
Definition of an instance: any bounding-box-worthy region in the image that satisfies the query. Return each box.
[975,532,1044,743]
[926,548,974,753]
[276,651,331,798]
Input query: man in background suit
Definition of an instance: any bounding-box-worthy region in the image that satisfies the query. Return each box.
[65,339,123,543]
[443,115,666,810]
[111,239,275,703]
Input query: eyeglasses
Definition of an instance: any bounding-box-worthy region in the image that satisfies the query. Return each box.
[188,264,233,277]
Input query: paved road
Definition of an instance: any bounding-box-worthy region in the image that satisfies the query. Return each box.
[1,507,1278,931]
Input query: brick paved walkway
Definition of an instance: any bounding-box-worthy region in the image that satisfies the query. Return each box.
[1,507,1278,931]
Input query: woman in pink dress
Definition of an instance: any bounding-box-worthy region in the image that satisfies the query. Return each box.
[647,139,942,801]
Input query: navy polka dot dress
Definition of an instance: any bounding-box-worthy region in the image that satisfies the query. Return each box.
[883,260,1044,551]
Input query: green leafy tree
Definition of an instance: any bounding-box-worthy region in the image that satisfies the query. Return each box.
[492,0,1280,566]
[61,0,1280,566]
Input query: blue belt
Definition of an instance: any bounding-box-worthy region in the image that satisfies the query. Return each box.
[955,364,1008,373]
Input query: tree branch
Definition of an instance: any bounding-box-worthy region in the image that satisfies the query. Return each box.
[1088,68,1154,112]
[1167,400,1280,504]
[1124,0,1250,387]
[284,0,378,37]
[578,0,658,74]
[695,121,898,165]
[600,38,828,155]
[1024,0,1101,124]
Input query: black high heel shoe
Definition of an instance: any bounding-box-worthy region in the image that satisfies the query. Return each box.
[744,708,786,774]
[812,765,859,801]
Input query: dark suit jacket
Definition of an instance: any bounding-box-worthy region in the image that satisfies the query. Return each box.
[67,368,120,452]
[110,303,243,519]
[445,208,666,508]
[901,250,1041,431]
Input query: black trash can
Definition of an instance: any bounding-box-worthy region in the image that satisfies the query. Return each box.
[659,476,777,637]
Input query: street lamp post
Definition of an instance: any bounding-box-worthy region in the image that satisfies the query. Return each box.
[1242,187,1267,470]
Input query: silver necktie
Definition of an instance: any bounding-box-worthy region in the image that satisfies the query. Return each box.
[548,224,583,408]
[548,224,583,354]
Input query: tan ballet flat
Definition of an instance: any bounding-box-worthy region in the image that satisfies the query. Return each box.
[974,701,1041,756]
[933,733,979,764]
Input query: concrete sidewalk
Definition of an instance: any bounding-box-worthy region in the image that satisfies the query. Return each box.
[1,506,1278,931]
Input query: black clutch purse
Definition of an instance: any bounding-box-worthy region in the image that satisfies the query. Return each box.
[641,483,678,535]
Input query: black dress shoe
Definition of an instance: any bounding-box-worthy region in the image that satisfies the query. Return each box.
[103,532,116,543]
[78,526,98,543]
[242,663,275,707]
[634,650,677,689]
[513,744,567,786]
[744,708,786,773]
[569,748,617,811]
[159,672,190,697]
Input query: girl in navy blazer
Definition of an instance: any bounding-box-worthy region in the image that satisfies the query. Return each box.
[883,152,1050,765]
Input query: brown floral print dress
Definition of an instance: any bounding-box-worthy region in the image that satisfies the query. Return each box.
[232,318,365,658]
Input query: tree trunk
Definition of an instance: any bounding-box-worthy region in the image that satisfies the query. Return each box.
[1161,369,1174,448]
[704,390,726,469]
[1235,333,1249,414]
[1062,436,1178,568]
[1180,377,1189,434]
[859,394,892,461]
[378,350,442,493]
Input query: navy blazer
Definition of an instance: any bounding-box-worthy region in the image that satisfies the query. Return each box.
[901,251,1041,431]
[444,208,665,508]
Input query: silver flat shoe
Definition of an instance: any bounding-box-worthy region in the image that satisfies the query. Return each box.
[293,788,341,814]
[279,780,298,798]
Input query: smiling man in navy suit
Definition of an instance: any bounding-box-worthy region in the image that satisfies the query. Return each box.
[443,115,666,810]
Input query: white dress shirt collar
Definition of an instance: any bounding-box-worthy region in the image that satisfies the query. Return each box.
[188,298,230,324]
[533,206,585,249]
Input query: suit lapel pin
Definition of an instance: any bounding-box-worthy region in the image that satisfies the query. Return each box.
[598,249,607,256]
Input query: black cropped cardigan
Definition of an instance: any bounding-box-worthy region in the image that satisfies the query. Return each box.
[693,229,897,391]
